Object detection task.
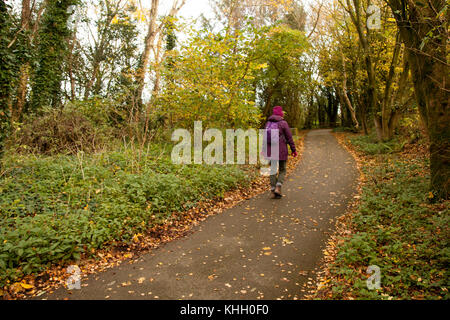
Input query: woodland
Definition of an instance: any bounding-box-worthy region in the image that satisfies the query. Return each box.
[0,0,448,299]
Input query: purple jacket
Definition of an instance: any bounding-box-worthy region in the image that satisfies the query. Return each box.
[264,115,296,161]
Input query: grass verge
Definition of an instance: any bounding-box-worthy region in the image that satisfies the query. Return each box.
[0,144,253,290]
[312,132,449,300]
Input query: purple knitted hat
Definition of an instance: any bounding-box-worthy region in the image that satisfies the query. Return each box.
[273,106,283,117]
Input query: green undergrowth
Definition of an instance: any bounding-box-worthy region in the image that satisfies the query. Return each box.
[330,136,449,299]
[0,144,255,286]
[332,127,358,133]
[350,134,407,155]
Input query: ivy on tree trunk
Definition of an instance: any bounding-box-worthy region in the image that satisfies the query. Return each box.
[31,0,77,112]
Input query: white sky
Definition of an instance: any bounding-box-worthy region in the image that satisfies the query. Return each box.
[160,0,319,24]
[177,0,215,20]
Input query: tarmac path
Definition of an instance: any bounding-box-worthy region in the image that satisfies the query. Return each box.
[42,129,358,300]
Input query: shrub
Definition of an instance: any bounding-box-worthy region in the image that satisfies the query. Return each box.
[13,107,110,155]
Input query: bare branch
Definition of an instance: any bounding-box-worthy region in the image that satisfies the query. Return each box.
[306,1,324,39]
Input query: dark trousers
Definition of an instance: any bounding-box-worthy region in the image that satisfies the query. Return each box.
[270,160,287,190]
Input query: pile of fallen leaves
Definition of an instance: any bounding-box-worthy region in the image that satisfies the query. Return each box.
[307,132,449,300]
[1,134,306,300]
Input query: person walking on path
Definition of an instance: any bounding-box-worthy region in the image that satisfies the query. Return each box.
[263,106,297,198]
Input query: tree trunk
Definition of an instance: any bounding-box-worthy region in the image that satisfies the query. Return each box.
[31,0,74,111]
[346,0,377,128]
[377,32,402,141]
[135,0,160,108]
[387,0,449,199]
[341,53,359,129]
[263,85,275,119]
[325,86,339,127]
[414,58,449,199]
[357,96,369,135]
[14,63,30,121]
[13,0,32,121]
[67,32,77,100]
[135,0,185,109]
[151,32,164,101]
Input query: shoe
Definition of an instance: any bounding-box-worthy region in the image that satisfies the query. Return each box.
[270,188,277,199]
[274,185,282,198]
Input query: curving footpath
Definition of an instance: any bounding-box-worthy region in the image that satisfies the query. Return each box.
[41,129,358,300]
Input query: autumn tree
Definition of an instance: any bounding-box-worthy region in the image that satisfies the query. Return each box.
[316,2,363,130]
[338,0,412,140]
[314,0,413,135]
[256,24,310,128]
[157,24,271,129]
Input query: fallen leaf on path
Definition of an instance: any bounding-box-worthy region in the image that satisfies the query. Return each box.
[138,277,146,284]
[20,282,34,290]
[10,283,25,294]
